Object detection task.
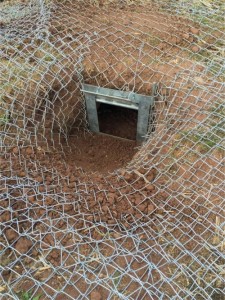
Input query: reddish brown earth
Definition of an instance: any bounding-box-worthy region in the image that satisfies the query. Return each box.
[2,2,225,299]
[0,142,161,298]
[62,132,138,173]
[0,144,159,225]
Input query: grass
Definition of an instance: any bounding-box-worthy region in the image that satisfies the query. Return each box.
[18,290,41,300]
[111,270,130,298]
[112,270,122,289]
[161,0,225,21]
[0,113,9,126]
[159,0,225,81]
[0,39,64,129]
[162,215,225,300]
[88,0,152,6]
[188,47,225,81]
[171,101,225,159]
[144,35,161,47]
[179,129,223,154]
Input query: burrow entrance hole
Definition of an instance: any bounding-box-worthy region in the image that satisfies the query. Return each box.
[65,103,139,174]
[97,103,138,141]
[45,82,156,174]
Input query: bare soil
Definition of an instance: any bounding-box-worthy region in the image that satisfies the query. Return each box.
[52,132,138,173]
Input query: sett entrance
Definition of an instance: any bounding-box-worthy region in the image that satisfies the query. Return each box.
[82,84,156,142]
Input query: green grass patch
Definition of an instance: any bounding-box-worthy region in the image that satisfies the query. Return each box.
[172,101,225,158]
[18,291,41,300]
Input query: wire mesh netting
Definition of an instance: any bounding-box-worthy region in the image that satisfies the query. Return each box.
[0,0,225,299]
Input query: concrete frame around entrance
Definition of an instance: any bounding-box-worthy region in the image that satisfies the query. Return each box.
[82,84,156,142]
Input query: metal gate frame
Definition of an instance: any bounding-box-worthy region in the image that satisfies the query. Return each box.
[82,84,156,142]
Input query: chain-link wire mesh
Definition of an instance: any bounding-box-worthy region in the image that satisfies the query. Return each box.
[1,0,225,299]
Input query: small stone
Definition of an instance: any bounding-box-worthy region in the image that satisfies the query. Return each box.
[45,176,53,183]
[146,173,155,182]
[45,181,51,187]
[124,173,132,181]
[137,204,146,212]
[108,197,115,205]
[39,185,45,193]
[135,197,143,206]
[182,33,190,40]
[170,36,177,45]
[160,88,170,96]
[140,234,146,240]
[107,193,116,205]
[32,249,39,257]
[28,195,36,203]
[102,205,108,212]
[19,171,26,177]
[64,204,73,212]
[113,232,121,239]
[89,201,96,209]
[69,182,75,188]
[138,167,146,175]
[188,36,194,43]
[15,237,32,254]
[190,27,200,35]
[35,176,43,183]
[127,208,134,214]
[108,219,116,225]
[135,213,142,219]
[192,45,200,53]
[69,175,76,182]
[90,291,102,300]
[5,229,18,242]
[45,197,54,205]
[108,192,115,199]
[0,212,10,222]
[148,204,155,214]
[194,76,205,85]
[87,215,94,222]
[43,234,54,247]
[26,147,33,155]
[63,186,70,193]
[120,169,126,176]
[98,196,104,203]
[50,250,59,259]
[160,192,168,199]
[49,26,57,35]
[175,37,182,45]
[112,210,117,218]
[100,216,107,222]
[12,147,19,154]
[158,42,165,50]
[146,184,155,191]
